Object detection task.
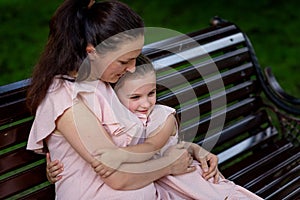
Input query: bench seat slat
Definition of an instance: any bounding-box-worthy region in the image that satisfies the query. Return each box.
[243,150,300,189]
[263,172,300,200]
[223,142,300,200]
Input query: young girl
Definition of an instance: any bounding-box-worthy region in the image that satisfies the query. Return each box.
[47,55,263,199]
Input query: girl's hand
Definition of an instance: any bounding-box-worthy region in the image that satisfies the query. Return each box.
[180,142,225,183]
[193,145,225,183]
[164,144,196,175]
[196,148,224,183]
[46,153,64,184]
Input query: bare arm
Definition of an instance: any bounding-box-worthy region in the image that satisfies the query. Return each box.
[94,144,195,190]
[100,114,177,164]
[56,101,194,189]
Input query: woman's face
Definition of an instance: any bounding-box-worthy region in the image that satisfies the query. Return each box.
[100,49,142,83]
[88,35,144,83]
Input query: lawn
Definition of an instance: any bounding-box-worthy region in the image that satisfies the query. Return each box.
[0,0,299,97]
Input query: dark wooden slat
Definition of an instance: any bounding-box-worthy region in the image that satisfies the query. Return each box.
[176,80,259,121]
[0,148,44,174]
[155,47,252,94]
[264,172,300,200]
[143,23,240,58]
[220,142,300,200]
[0,120,33,150]
[244,150,300,190]
[19,185,55,200]
[0,79,30,96]
[0,164,48,199]
[220,138,290,176]
[213,47,251,70]
[157,63,255,108]
[0,98,31,125]
[255,160,300,198]
[180,97,266,140]
[224,140,293,183]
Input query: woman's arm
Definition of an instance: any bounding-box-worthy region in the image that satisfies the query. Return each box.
[56,101,194,189]
[56,102,116,164]
[94,144,196,190]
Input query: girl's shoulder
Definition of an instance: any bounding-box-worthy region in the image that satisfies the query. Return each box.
[152,104,176,115]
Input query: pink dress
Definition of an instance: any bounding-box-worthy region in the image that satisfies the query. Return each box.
[134,105,263,200]
[27,76,263,199]
[26,77,185,200]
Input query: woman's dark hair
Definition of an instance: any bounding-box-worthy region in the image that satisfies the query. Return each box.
[27,0,144,113]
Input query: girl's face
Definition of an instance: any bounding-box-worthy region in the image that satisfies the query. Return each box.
[116,72,156,117]
[88,35,144,83]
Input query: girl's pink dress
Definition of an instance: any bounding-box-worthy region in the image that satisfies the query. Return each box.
[27,76,262,199]
[134,105,263,200]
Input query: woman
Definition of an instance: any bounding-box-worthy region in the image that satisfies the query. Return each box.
[27,0,219,199]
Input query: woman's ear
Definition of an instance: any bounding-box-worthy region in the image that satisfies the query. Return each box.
[86,44,97,61]
[86,44,96,54]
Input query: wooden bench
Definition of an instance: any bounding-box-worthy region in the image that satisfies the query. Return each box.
[1,17,299,199]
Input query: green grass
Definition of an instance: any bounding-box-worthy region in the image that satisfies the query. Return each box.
[1,0,299,97]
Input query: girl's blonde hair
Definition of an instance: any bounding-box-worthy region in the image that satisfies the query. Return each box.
[114,54,155,92]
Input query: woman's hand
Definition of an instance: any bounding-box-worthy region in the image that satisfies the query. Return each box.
[46,153,64,184]
[94,148,126,170]
[91,157,117,178]
[91,148,127,178]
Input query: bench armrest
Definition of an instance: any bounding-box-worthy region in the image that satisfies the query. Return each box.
[264,67,300,105]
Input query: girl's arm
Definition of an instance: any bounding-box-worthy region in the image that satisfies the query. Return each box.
[97,113,177,164]
[94,144,196,190]
[56,101,194,189]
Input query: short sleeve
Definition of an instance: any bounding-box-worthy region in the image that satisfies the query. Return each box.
[146,104,177,137]
[27,78,76,151]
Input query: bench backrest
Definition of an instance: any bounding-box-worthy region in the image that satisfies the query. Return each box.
[0,21,281,199]
[144,21,276,162]
[0,79,55,199]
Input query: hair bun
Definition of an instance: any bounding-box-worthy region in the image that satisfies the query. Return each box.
[80,0,94,9]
